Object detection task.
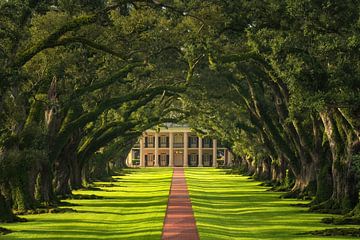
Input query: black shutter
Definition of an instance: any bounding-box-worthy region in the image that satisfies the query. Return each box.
[145,155,148,166]
[166,137,169,147]
[145,137,148,148]
[166,155,169,166]
[158,137,161,147]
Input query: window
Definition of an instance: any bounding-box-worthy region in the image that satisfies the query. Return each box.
[189,154,198,167]
[146,153,154,167]
[203,138,212,148]
[189,136,198,148]
[146,136,155,148]
[132,150,140,159]
[203,153,212,167]
[160,136,167,144]
[160,153,168,166]
[174,134,183,143]
[174,134,183,148]
[204,154,211,161]
[160,154,167,161]
[160,135,168,147]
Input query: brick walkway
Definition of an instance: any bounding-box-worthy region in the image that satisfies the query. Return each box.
[162,168,200,240]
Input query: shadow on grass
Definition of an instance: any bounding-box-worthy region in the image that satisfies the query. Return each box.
[1,168,173,240]
[186,168,356,240]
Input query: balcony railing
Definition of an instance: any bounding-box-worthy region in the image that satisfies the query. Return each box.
[203,143,212,148]
[173,143,184,148]
[189,143,198,148]
[133,141,225,149]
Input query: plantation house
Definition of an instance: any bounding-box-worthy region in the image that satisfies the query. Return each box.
[126,124,233,167]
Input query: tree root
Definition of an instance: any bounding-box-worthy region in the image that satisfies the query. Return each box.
[306,228,360,237]
[95,183,116,188]
[65,194,104,200]
[58,201,80,206]
[78,186,103,191]
[0,227,12,235]
[0,215,27,223]
[290,203,311,208]
[15,207,77,215]
[267,185,290,192]
[321,203,360,224]
[279,189,312,200]
[309,199,347,214]
[322,217,360,225]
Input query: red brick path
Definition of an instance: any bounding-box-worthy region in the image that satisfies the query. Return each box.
[162,168,200,240]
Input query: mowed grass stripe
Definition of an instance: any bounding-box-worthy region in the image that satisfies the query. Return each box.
[185,168,355,240]
[1,168,173,240]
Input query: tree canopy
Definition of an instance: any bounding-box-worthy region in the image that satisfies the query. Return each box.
[0,0,360,227]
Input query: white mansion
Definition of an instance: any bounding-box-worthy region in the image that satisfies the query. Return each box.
[126,124,233,167]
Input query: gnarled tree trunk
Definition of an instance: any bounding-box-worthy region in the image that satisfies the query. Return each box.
[318,110,358,212]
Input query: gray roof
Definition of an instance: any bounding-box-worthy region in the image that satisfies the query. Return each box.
[162,123,189,128]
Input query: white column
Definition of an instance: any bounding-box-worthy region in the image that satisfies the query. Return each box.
[169,132,174,167]
[212,139,217,167]
[183,132,188,167]
[198,137,203,167]
[127,150,132,167]
[228,150,233,166]
[140,137,145,167]
[154,132,159,167]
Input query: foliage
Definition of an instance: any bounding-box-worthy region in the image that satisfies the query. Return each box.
[0,0,359,226]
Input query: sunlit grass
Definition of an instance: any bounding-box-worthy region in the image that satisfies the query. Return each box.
[185,168,356,240]
[3,167,356,240]
[1,168,173,240]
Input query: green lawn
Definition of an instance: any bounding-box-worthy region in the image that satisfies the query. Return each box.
[185,168,356,240]
[2,167,357,240]
[1,168,173,240]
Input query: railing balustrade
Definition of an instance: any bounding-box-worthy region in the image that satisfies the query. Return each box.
[173,143,184,148]
[189,143,198,148]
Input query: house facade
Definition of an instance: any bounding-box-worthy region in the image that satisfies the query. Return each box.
[126,124,233,167]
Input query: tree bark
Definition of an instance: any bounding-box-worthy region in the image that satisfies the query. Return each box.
[319,110,358,212]
[36,161,56,205]
[70,158,82,190]
[0,191,17,222]
[311,116,333,204]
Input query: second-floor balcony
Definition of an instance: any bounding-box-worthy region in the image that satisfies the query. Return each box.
[145,143,155,148]
[159,143,169,148]
[173,142,184,148]
[189,143,198,148]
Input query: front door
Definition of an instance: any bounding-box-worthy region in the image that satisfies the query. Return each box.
[147,154,155,167]
[174,153,183,167]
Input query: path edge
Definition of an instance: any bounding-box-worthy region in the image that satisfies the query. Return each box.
[184,168,201,240]
[161,167,175,239]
